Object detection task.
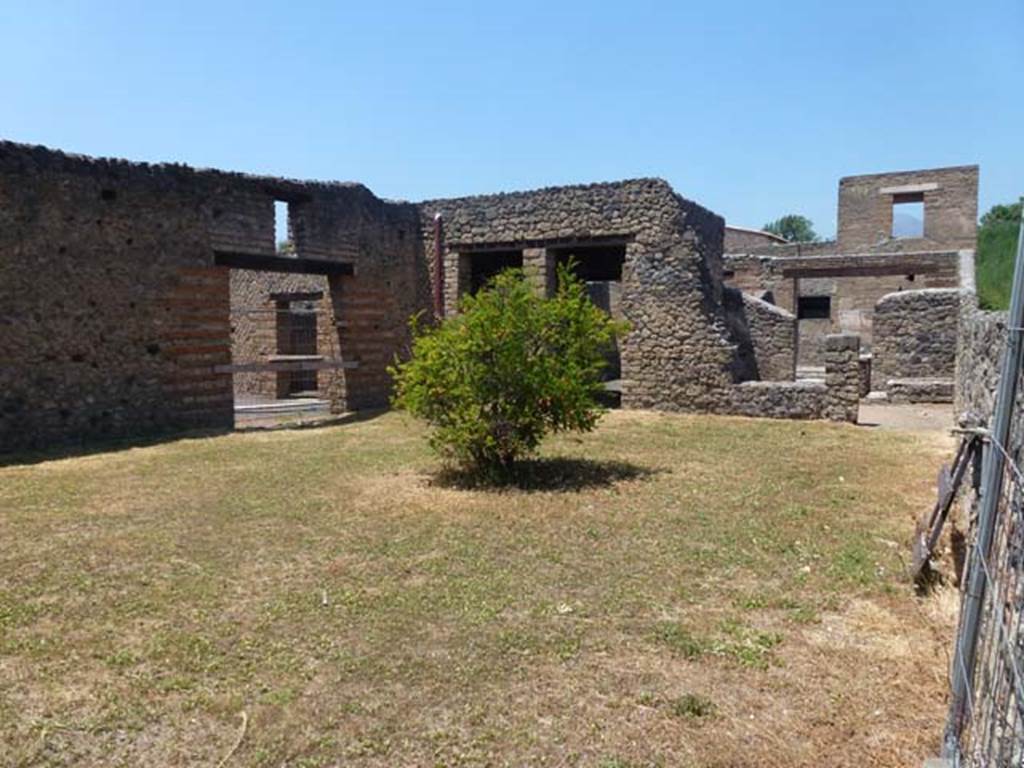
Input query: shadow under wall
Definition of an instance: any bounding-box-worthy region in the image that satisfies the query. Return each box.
[721,286,761,382]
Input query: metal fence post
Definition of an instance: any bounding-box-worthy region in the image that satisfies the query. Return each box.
[943,202,1024,758]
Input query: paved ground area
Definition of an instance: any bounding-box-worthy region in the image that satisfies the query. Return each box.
[234,395,335,429]
[858,401,954,433]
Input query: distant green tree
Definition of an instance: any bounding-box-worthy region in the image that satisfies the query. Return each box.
[763,215,818,243]
[976,200,1022,310]
[980,201,1022,228]
[277,239,296,255]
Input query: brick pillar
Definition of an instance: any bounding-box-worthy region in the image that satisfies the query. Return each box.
[823,333,861,422]
[160,265,234,430]
[443,251,471,316]
[317,290,345,410]
[523,247,555,297]
[327,273,396,412]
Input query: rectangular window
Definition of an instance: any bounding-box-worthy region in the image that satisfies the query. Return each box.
[797,295,831,320]
[553,244,626,282]
[891,192,924,238]
[274,200,293,253]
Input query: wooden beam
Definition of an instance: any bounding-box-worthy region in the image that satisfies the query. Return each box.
[214,359,359,374]
[268,290,324,302]
[781,264,944,279]
[214,250,354,276]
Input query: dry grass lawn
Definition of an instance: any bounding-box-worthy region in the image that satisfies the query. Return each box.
[0,410,956,767]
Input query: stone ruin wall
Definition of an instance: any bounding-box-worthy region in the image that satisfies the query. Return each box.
[723,226,786,253]
[417,180,859,422]
[722,288,797,382]
[0,141,428,453]
[229,270,332,401]
[416,180,741,412]
[2,142,897,455]
[837,166,979,254]
[728,334,861,422]
[724,166,976,377]
[872,288,959,387]
[724,249,962,371]
[0,143,234,451]
[956,301,1005,421]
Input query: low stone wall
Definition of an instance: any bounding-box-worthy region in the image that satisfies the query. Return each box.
[722,287,796,381]
[873,288,959,389]
[888,378,955,404]
[729,380,828,420]
[741,292,797,381]
[728,334,861,422]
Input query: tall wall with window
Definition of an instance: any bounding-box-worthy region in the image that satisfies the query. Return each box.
[0,140,427,453]
[837,166,978,253]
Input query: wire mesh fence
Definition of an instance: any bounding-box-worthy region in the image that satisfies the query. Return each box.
[944,209,1024,767]
[946,426,1024,766]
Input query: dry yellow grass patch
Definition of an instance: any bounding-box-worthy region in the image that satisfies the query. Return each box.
[0,410,954,767]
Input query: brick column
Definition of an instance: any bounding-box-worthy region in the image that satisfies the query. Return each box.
[522,247,555,297]
[823,333,861,422]
[327,273,396,412]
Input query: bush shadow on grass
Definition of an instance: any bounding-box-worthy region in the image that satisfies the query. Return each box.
[431,456,659,493]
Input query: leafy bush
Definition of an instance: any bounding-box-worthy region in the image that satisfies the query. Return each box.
[390,265,628,480]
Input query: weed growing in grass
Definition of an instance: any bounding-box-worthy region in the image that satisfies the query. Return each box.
[655,622,709,659]
[829,542,879,586]
[671,693,716,719]
[655,619,783,669]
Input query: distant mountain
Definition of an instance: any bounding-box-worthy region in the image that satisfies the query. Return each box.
[892,211,924,238]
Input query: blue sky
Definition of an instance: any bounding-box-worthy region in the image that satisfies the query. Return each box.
[1,1,1020,237]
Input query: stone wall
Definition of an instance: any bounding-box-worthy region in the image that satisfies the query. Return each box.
[727,334,861,421]
[956,296,1006,421]
[722,287,796,381]
[0,141,427,453]
[416,181,865,422]
[723,165,975,373]
[723,249,961,365]
[229,270,334,400]
[837,166,978,253]
[0,143,233,452]
[724,225,786,252]
[872,288,959,388]
[5,141,901,455]
[417,180,750,413]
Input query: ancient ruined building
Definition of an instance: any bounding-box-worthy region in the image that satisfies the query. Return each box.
[2,141,956,454]
[724,165,977,402]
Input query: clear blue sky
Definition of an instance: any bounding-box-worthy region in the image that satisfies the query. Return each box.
[2,1,1020,237]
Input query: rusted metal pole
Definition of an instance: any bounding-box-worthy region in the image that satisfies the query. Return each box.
[433,213,444,319]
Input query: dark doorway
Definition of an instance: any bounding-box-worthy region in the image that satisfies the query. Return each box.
[550,243,627,382]
[467,250,523,294]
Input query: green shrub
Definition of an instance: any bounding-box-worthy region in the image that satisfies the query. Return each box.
[976,201,1021,310]
[389,265,628,480]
